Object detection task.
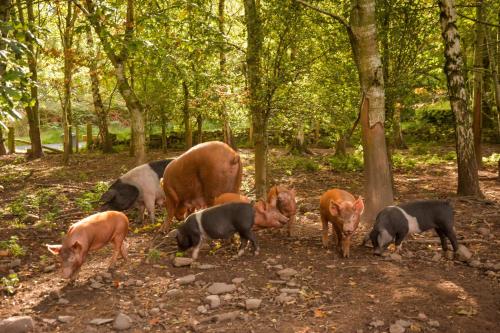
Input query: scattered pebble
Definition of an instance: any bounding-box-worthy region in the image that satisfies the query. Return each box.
[205,295,221,309]
[90,281,103,289]
[275,293,294,304]
[395,319,411,328]
[431,253,442,262]
[113,313,132,331]
[212,311,240,323]
[42,318,56,325]
[58,298,70,305]
[57,316,74,323]
[9,259,22,268]
[468,260,481,268]
[277,268,298,280]
[456,245,472,262]
[477,227,490,237]
[89,318,114,325]
[101,272,112,280]
[207,282,236,295]
[150,308,160,315]
[176,274,196,285]
[369,320,384,328]
[135,280,144,287]
[0,316,35,333]
[389,323,405,333]
[428,320,440,328]
[245,298,262,310]
[43,264,56,273]
[273,264,284,270]
[222,294,233,301]
[165,289,181,297]
[417,313,427,321]
[173,257,193,267]
[279,288,300,294]
[198,264,217,270]
[197,305,208,314]
[268,280,287,284]
[232,277,245,284]
[389,253,402,261]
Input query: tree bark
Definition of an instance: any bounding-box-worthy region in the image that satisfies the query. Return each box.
[472,0,484,168]
[350,0,394,223]
[86,28,112,153]
[438,0,481,196]
[0,0,9,155]
[486,30,500,138]
[17,0,43,159]
[244,0,267,198]
[392,102,406,149]
[196,113,203,144]
[83,0,146,164]
[182,81,192,149]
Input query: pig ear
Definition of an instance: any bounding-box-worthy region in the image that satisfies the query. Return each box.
[329,200,341,216]
[72,241,82,252]
[354,197,365,215]
[46,244,62,255]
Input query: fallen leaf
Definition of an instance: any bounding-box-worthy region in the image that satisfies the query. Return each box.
[149,317,160,325]
[314,308,326,318]
[113,280,120,288]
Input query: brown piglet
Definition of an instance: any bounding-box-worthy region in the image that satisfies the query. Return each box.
[267,185,297,236]
[319,189,364,258]
[47,211,129,280]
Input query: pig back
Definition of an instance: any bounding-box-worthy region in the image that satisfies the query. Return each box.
[163,141,242,209]
[214,193,250,205]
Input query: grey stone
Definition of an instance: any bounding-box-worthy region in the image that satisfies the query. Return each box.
[176,274,196,285]
[268,280,287,284]
[456,245,472,261]
[417,313,427,321]
[207,282,236,295]
[468,260,481,268]
[273,264,284,270]
[0,316,35,333]
[277,268,298,279]
[428,320,440,328]
[369,320,384,328]
[222,294,233,301]
[389,253,402,261]
[279,288,300,294]
[42,318,56,325]
[205,295,221,309]
[431,253,442,262]
[275,293,294,304]
[150,308,160,315]
[89,318,114,325]
[389,323,405,333]
[198,264,216,270]
[478,227,490,237]
[172,257,193,267]
[231,277,245,284]
[165,288,180,297]
[113,313,132,331]
[245,298,262,310]
[395,319,411,328]
[9,259,22,268]
[197,305,208,314]
[57,316,74,323]
[101,272,112,280]
[213,311,240,323]
[135,280,144,287]
[90,281,103,289]
[58,298,70,305]
[43,265,56,273]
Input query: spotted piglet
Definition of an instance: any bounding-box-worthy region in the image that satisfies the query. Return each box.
[368,200,459,255]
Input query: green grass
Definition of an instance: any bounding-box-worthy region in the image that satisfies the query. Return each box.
[1,273,19,295]
[75,181,109,213]
[0,236,26,257]
[483,152,500,167]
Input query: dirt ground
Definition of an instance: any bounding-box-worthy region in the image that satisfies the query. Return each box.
[0,145,499,333]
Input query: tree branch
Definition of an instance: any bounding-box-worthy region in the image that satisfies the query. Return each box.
[295,0,350,30]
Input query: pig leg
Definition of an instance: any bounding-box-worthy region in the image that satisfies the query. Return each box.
[160,195,177,233]
[136,202,146,224]
[394,233,405,253]
[440,225,459,252]
[332,223,343,250]
[120,240,129,260]
[109,236,126,269]
[341,236,351,258]
[237,238,249,257]
[287,214,295,237]
[144,197,156,224]
[321,215,330,248]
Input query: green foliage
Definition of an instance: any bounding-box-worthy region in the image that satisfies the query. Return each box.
[1,273,20,295]
[329,146,364,172]
[75,182,109,213]
[483,153,500,167]
[175,251,185,258]
[273,155,321,175]
[147,248,162,263]
[0,236,26,257]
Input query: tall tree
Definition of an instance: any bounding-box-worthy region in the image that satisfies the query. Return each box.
[86,28,112,153]
[244,0,267,198]
[182,81,192,149]
[78,0,146,164]
[438,0,481,196]
[56,0,78,164]
[350,0,393,223]
[0,0,10,155]
[472,0,485,168]
[17,0,43,158]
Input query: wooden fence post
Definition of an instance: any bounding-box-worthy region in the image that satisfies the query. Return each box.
[8,127,15,154]
[86,123,93,150]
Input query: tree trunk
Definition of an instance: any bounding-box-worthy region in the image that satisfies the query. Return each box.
[0,0,9,155]
[438,0,481,196]
[196,114,203,144]
[160,110,167,152]
[392,102,406,149]
[86,28,112,153]
[182,81,192,149]
[84,0,145,164]
[472,0,484,168]
[17,0,43,159]
[486,30,500,138]
[289,121,312,155]
[244,0,267,198]
[350,0,394,224]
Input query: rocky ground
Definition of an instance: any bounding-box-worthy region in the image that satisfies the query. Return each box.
[0,145,499,333]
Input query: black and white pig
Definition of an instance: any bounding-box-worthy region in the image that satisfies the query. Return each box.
[368,200,459,255]
[172,202,259,260]
[100,159,173,223]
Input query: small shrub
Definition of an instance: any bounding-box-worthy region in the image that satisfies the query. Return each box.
[1,273,19,295]
[391,152,417,171]
[147,248,162,262]
[329,147,364,172]
[76,181,109,213]
[0,236,26,257]
[483,152,500,167]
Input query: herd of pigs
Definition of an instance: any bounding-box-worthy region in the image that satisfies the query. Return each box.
[46,141,460,281]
